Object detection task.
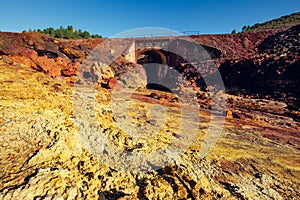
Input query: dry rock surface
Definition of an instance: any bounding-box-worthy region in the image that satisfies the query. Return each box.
[0,58,300,199]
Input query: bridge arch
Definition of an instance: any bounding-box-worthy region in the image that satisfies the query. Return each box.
[133,40,223,92]
[136,48,185,92]
[137,48,167,65]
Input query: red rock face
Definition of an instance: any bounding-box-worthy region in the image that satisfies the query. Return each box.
[190,30,279,60]
[218,25,300,116]
[0,32,104,78]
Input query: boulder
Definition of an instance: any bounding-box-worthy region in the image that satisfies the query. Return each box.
[118,65,147,89]
[60,46,85,61]
[108,77,122,89]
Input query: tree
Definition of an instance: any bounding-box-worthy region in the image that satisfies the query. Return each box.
[242,25,251,32]
[67,25,74,31]
[231,29,237,34]
[77,29,83,38]
[242,25,247,32]
[82,31,91,39]
[54,29,64,38]
[43,27,55,36]
[23,26,102,39]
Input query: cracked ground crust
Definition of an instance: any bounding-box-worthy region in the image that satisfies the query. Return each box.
[0,61,300,199]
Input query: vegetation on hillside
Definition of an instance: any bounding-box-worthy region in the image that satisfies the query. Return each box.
[232,12,300,34]
[244,12,300,32]
[22,25,102,39]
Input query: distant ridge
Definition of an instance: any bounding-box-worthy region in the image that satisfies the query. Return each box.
[246,12,300,32]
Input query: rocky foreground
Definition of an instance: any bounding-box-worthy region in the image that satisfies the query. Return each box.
[0,58,299,200]
[0,25,300,199]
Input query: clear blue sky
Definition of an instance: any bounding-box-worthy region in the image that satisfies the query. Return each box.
[0,0,299,37]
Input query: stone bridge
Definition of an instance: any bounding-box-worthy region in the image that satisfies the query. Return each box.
[81,36,223,91]
[124,37,222,66]
[120,37,223,91]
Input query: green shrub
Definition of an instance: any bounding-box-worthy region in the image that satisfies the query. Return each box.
[23,25,102,39]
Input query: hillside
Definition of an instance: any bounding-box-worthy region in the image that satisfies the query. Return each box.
[245,12,300,32]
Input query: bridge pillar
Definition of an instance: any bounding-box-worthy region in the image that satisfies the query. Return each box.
[124,40,136,63]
